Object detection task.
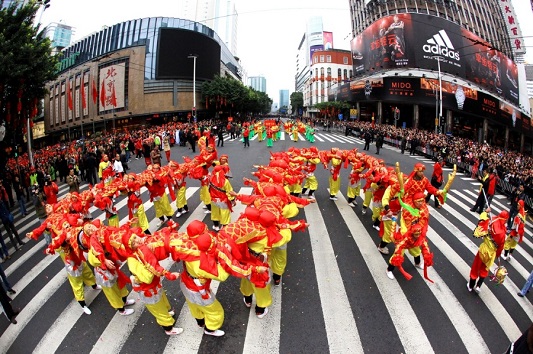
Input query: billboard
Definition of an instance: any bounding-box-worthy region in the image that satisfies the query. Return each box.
[99,61,126,113]
[156,28,221,80]
[351,14,519,104]
[323,31,333,50]
[310,45,324,64]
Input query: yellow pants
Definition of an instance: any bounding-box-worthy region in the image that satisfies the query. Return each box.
[211,204,231,225]
[200,185,211,205]
[303,176,318,191]
[381,219,397,244]
[66,263,96,301]
[347,184,361,199]
[329,177,341,196]
[145,290,175,327]
[175,186,187,209]
[363,190,373,208]
[102,284,129,309]
[240,277,272,308]
[154,194,173,218]
[271,247,287,276]
[186,298,224,331]
[133,204,150,232]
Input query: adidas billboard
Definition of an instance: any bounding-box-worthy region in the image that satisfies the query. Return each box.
[422,30,460,61]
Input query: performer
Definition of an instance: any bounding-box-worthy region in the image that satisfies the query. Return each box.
[266,127,274,148]
[169,161,189,218]
[209,165,235,231]
[85,222,135,316]
[321,147,343,201]
[98,154,111,182]
[146,164,174,228]
[125,232,183,335]
[126,176,151,234]
[291,124,299,142]
[468,208,507,293]
[46,218,101,315]
[425,156,445,208]
[346,159,364,207]
[502,200,526,261]
[377,179,401,255]
[386,223,434,282]
[402,162,440,205]
[301,147,321,200]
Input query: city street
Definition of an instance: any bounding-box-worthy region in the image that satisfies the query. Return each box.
[0,129,531,353]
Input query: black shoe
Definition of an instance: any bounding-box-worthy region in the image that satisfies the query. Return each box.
[518,292,525,297]
[470,208,476,212]
[19,241,25,246]
[8,289,16,295]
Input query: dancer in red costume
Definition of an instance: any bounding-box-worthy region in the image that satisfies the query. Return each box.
[468,208,507,293]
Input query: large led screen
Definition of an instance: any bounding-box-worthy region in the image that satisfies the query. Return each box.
[351,14,519,104]
[156,28,221,80]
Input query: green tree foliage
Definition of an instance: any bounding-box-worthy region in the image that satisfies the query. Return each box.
[0,1,57,150]
[290,91,303,116]
[201,75,272,117]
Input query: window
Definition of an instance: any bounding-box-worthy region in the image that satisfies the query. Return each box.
[326,55,331,63]
[320,55,324,63]
[343,56,349,65]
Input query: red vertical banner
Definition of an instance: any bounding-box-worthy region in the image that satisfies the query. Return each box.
[80,74,86,109]
[66,77,73,110]
[91,79,98,104]
[100,79,107,108]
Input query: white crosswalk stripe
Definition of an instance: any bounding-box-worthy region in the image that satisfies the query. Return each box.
[1,169,531,353]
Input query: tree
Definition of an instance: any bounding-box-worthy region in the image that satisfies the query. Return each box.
[290,91,303,116]
[201,75,272,118]
[0,1,58,160]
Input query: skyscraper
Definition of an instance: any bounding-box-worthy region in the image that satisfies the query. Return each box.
[175,0,238,56]
[248,76,266,93]
[279,89,289,110]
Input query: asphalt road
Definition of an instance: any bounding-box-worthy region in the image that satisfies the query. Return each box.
[0,128,531,354]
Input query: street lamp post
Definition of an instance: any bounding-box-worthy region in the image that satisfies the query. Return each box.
[188,54,198,123]
[432,56,444,134]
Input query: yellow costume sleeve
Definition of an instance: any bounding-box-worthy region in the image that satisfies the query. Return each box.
[186,260,230,282]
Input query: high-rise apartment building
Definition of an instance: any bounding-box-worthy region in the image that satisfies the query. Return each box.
[43,22,74,52]
[248,76,266,93]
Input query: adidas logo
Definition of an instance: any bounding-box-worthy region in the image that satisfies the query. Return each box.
[423,30,460,61]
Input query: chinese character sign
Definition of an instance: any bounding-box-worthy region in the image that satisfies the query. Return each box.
[498,0,526,55]
[98,62,126,113]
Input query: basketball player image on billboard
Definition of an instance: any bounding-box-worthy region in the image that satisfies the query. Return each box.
[383,15,406,63]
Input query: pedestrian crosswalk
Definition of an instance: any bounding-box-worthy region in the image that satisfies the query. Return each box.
[218,131,363,145]
[0,169,532,353]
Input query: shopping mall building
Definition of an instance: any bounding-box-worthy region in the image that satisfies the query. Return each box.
[329,0,532,152]
[43,17,241,143]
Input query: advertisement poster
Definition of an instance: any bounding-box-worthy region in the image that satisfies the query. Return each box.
[323,31,333,50]
[98,62,126,113]
[351,14,414,72]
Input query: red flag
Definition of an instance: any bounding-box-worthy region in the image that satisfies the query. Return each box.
[80,74,86,109]
[109,85,117,107]
[91,79,97,104]
[66,78,73,110]
[100,79,106,108]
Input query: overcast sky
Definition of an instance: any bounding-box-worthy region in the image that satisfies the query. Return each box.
[40,0,532,104]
